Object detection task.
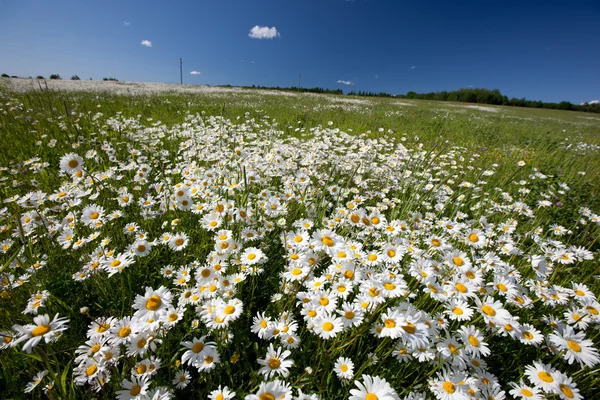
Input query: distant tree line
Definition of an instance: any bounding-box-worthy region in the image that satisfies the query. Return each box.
[347,90,395,97]
[1,74,596,113]
[243,84,343,95]
[1,74,118,82]
[397,88,600,113]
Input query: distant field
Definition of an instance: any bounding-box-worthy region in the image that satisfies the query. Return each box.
[0,78,599,399]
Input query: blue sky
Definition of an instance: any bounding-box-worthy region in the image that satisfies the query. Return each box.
[1,0,598,103]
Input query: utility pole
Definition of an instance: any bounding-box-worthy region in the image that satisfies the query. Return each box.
[180,58,183,85]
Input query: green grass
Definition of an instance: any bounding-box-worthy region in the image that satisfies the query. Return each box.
[0,84,599,399]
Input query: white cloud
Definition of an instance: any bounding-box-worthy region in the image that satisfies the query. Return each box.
[123,21,130,26]
[411,65,416,70]
[190,71,201,75]
[337,80,354,85]
[141,40,152,47]
[590,100,599,104]
[249,26,280,39]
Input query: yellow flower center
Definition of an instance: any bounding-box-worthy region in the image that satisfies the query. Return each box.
[118,327,131,338]
[345,311,355,319]
[130,385,141,396]
[431,239,441,247]
[319,297,329,306]
[481,305,496,316]
[468,335,479,347]
[468,233,479,242]
[175,238,184,246]
[453,257,465,267]
[567,340,581,352]
[247,253,256,260]
[448,344,459,355]
[538,371,553,383]
[496,283,507,292]
[137,338,147,348]
[322,236,334,247]
[85,365,97,376]
[268,358,281,369]
[586,306,599,315]
[322,322,334,332]
[146,295,162,310]
[455,283,467,293]
[68,159,79,168]
[365,394,379,400]
[443,381,456,394]
[560,384,574,399]
[224,305,236,315]
[523,331,534,340]
[384,319,396,328]
[520,388,533,397]
[192,342,204,353]
[31,324,51,337]
[259,394,275,400]
[452,307,464,315]
[136,364,147,374]
[402,322,416,334]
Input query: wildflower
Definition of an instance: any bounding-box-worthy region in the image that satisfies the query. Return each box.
[334,357,354,380]
[429,369,469,400]
[168,233,189,251]
[12,314,69,353]
[553,372,582,400]
[313,314,344,339]
[60,153,84,174]
[180,336,217,368]
[524,361,558,392]
[116,375,150,400]
[349,374,399,400]
[209,385,236,400]
[24,370,48,393]
[508,380,543,400]
[240,247,265,265]
[133,286,173,321]
[244,379,291,400]
[549,326,600,368]
[172,370,190,389]
[257,343,294,378]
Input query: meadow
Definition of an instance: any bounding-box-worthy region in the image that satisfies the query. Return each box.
[0,78,599,399]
